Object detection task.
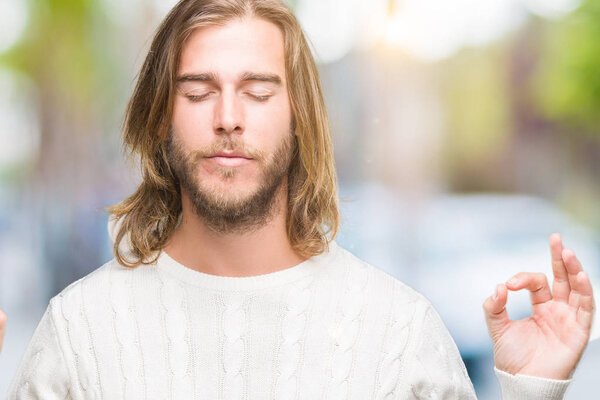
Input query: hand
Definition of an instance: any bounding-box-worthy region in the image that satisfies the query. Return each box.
[0,309,6,353]
[482,233,595,380]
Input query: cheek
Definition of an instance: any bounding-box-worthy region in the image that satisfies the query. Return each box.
[172,98,212,146]
[246,98,293,147]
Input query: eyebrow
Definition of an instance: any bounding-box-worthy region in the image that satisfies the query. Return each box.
[239,72,282,85]
[176,71,282,86]
[176,72,218,83]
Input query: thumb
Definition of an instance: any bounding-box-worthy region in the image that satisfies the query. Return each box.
[483,283,510,341]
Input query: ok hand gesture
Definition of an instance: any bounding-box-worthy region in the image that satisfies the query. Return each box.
[483,233,595,380]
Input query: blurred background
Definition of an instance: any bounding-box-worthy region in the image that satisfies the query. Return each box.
[0,0,599,397]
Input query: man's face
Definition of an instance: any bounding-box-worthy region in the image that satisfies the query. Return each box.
[168,17,295,233]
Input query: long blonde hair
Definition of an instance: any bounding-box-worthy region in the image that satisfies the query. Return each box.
[108,0,339,267]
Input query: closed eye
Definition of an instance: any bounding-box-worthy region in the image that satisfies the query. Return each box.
[185,92,271,102]
[186,93,212,102]
[247,93,271,101]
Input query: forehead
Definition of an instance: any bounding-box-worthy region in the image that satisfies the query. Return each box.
[178,17,286,82]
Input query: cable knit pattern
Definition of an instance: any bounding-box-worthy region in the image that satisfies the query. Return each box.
[59,282,100,398]
[158,270,194,399]
[15,339,43,396]
[80,279,103,399]
[373,295,416,400]
[109,267,143,399]
[10,304,70,400]
[221,294,247,400]
[7,241,572,400]
[326,258,370,400]
[273,274,315,399]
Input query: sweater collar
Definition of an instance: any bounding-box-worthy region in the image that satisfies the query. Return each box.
[153,241,338,291]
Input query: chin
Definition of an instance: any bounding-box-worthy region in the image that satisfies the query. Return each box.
[201,180,259,200]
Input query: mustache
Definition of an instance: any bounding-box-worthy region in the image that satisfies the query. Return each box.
[190,137,266,163]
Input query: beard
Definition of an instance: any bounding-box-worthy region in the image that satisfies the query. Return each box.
[165,127,296,234]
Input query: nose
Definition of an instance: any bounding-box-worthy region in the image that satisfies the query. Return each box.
[213,88,244,135]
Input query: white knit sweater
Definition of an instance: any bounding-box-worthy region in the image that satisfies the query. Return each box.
[8,241,570,399]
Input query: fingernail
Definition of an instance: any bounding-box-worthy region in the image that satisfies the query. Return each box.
[506,277,519,286]
[493,285,499,300]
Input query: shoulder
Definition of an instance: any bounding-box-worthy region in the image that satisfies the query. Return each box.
[332,242,429,303]
[331,241,432,317]
[330,245,474,396]
[51,258,125,298]
[48,258,155,319]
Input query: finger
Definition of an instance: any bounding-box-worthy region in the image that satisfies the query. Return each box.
[483,284,510,340]
[0,309,6,353]
[562,248,585,307]
[506,272,552,305]
[550,233,570,303]
[573,271,595,330]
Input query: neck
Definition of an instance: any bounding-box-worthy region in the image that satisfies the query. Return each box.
[163,180,306,277]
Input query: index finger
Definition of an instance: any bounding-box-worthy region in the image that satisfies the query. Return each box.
[550,233,570,303]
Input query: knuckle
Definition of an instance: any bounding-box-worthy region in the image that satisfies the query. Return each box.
[513,272,528,281]
[482,298,491,309]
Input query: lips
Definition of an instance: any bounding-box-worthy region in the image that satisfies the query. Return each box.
[206,151,253,168]
[207,151,252,159]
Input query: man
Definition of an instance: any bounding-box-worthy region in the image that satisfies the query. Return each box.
[6,0,595,398]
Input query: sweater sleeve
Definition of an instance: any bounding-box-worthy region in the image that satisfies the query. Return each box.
[494,366,571,399]
[7,301,72,400]
[399,301,478,399]
[400,300,572,400]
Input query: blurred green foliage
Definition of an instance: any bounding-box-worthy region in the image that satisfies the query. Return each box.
[0,0,115,111]
[533,0,600,136]
[441,45,512,166]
